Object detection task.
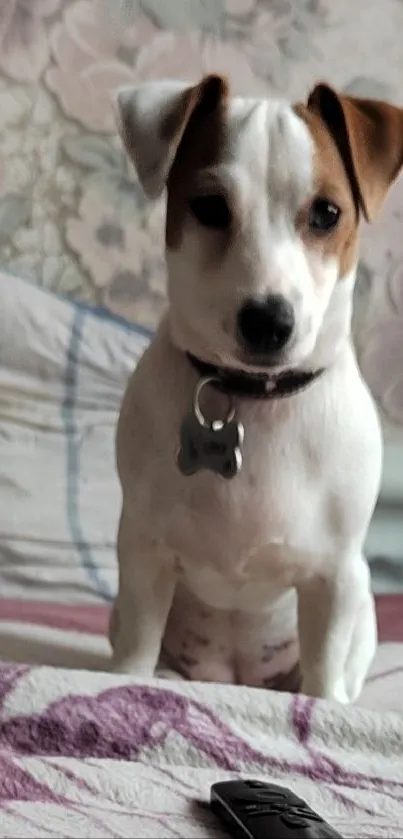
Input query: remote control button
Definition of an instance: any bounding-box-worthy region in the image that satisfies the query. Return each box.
[244,781,268,788]
[281,805,323,829]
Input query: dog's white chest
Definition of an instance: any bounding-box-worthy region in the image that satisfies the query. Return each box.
[166,404,329,584]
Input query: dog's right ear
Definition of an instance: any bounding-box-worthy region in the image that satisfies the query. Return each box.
[308,83,403,221]
[116,75,228,200]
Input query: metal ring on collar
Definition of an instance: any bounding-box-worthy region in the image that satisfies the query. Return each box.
[193,376,236,429]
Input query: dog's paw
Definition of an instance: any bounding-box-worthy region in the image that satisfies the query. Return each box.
[343,662,367,703]
[329,679,351,704]
[301,676,351,704]
[110,653,156,678]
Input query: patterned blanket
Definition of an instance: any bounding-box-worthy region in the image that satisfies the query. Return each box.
[1,660,403,838]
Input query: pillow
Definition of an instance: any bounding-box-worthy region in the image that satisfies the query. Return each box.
[0,271,149,607]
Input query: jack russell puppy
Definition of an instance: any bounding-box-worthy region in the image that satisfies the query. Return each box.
[110,76,403,703]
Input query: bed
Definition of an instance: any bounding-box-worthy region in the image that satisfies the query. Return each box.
[0,1,403,835]
[0,272,402,837]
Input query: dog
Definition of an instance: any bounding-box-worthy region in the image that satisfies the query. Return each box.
[110,75,403,702]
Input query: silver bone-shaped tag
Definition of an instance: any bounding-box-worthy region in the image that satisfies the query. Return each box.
[177,376,244,479]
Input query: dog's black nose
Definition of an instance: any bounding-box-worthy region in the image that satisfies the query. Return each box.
[237,295,294,355]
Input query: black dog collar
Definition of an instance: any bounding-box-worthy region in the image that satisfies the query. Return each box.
[187,352,325,400]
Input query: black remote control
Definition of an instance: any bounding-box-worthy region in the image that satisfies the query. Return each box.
[210,780,343,838]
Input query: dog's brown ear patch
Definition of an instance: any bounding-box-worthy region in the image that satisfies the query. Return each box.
[166,75,228,249]
[308,83,403,221]
[293,101,360,280]
[162,74,227,146]
[117,74,228,200]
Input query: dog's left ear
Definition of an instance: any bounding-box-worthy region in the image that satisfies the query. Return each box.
[116,74,227,200]
[308,82,403,221]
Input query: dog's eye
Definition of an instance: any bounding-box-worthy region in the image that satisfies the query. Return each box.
[308,198,340,233]
[189,195,231,230]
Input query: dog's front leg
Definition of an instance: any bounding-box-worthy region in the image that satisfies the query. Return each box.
[110,511,176,676]
[298,554,372,703]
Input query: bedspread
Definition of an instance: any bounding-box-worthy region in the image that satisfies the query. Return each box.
[0,271,402,837]
[1,660,403,838]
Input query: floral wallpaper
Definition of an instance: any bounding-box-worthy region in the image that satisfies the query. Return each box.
[0,0,403,426]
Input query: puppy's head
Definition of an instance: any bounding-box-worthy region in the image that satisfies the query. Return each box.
[117,77,403,371]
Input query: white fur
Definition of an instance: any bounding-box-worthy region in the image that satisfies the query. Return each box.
[165,96,342,373]
[111,80,382,702]
[117,81,189,198]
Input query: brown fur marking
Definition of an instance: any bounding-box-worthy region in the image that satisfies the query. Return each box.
[294,103,359,279]
[166,75,229,250]
[307,83,403,222]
